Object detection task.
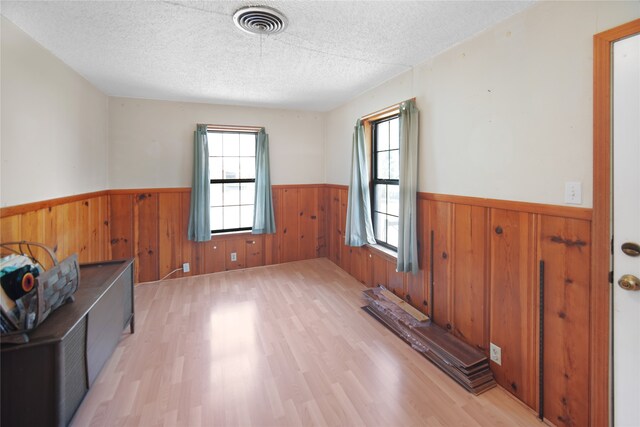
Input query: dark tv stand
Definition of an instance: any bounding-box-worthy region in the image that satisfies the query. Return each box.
[1,259,134,427]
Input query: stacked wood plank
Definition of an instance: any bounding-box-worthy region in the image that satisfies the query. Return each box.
[362,286,496,395]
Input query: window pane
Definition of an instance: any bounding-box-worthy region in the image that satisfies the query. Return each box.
[209,157,222,180]
[210,183,223,206]
[208,132,223,156]
[223,206,240,229]
[224,183,240,205]
[223,133,240,156]
[240,134,256,157]
[240,157,255,179]
[389,149,399,180]
[375,184,387,213]
[388,185,399,216]
[211,207,223,231]
[377,121,389,151]
[241,182,255,205]
[389,118,399,150]
[223,157,239,180]
[375,213,387,242]
[387,215,398,248]
[241,205,254,228]
[377,151,389,179]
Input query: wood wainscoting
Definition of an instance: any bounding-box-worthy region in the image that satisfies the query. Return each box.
[1,185,596,425]
[0,193,111,267]
[109,185,328,283]
[0,185,328,284]
[326,184,594,427]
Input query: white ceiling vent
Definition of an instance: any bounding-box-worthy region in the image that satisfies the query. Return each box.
[233,6,288,36]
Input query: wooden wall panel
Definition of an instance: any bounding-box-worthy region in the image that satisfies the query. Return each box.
[1,215,21,244]
[316,186,328,258]
[452,205,489,352]
[40,206,59,262]
[77,201,90,262]
[158,193,182,279]
[281,188,300,263]
[105,186,328,283]
[406,269,426,314]
[269,188,282,265]
[371,251,387,288]
[339,188,350,272]
[204,240,226,274]
[224,237,246,270]
[489,209,537,409]
[245,236,264,268]
[387,264,404,296]
[350,246,369,285]
[87,196,109,262]
[18,210,49,266]
[429,201,453,329]
[180,192,204,277]
[110,194,134,259]
[298,187,318,260]
[1,196,111,268]
[134,193,159,283]
[328,187,341,265]
[408,198,428,314]
[0,184,601,423]
[539,216,591,427]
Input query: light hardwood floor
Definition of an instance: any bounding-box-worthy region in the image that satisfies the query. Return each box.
[71,258,541,427]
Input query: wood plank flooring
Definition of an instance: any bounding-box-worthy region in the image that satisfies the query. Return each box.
[71,258,541,427]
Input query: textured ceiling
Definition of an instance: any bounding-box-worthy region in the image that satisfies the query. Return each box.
[1,1,534,111]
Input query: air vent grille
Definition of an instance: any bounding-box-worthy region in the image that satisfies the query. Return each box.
[233,6,288,35]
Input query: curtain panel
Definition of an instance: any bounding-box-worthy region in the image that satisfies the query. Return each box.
[397,100,419,274]
[252,128,276,234]
[345,119,376,246]
[187,124,211,242]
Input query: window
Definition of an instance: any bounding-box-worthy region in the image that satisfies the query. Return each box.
[208,130,256,233]
[372,115,400,250]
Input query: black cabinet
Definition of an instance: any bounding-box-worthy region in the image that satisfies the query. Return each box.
[1,259,134,427]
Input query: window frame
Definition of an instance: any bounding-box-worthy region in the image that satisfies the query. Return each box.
[370,114,400,251]
[207,127,258,234]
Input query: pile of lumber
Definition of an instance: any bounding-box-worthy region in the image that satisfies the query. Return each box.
[362,286,496,395]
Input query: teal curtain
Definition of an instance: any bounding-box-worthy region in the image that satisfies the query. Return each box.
[252,128,276,234]
[397,100,419,273]
[188,124,211,242]
[345,119,376,246]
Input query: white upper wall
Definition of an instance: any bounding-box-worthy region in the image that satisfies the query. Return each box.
[324,1,640,208]
[108,97,324,189]
[1,17,109,207]
[3,2,639,207]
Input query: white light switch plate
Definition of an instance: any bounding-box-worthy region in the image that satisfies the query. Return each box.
[564,181,582,205]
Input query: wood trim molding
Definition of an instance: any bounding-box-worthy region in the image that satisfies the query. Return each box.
[0,185,330,218]
[108,188,191,195]
[324,184,349,190]
[325,184,591,220]
[1,184,593,223]
[420,193,592,221]
[592,18,640,427]
[0,190,109,218]
[272,184,327,190]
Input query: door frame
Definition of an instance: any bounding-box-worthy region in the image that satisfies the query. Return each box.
[593,18,640,427]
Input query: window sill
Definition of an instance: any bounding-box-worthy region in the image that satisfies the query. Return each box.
[367,243,397,261]
[210,230,253,239]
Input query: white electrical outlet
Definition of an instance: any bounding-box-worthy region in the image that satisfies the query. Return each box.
[182,262,190,273]
[230,252,237,262]
[490,343,502,365]
[564,181,582,205]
